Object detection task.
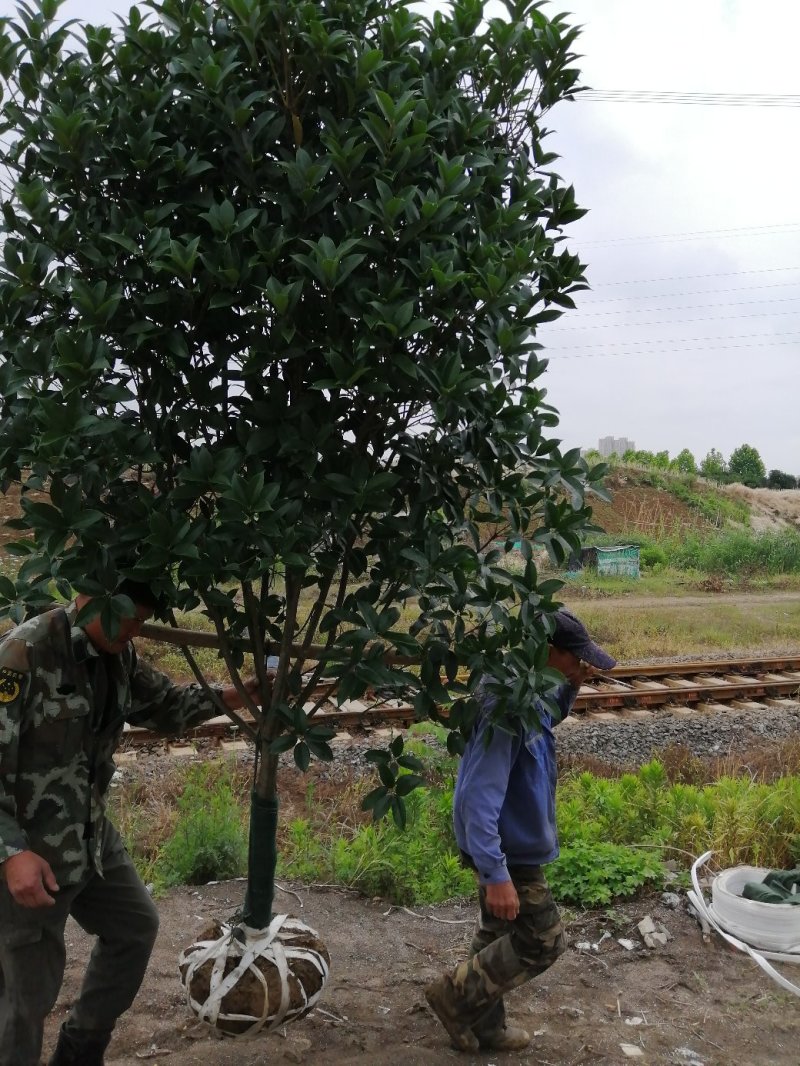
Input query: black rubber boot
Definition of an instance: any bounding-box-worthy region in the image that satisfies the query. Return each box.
[48,1024,112,1066]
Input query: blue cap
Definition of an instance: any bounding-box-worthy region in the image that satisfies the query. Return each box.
[550,609,616,670]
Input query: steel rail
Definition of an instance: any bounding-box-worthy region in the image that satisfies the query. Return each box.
[608,655,800,679]
[121,658,800,747]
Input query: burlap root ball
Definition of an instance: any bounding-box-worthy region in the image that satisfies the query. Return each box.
[178,914,331,1037]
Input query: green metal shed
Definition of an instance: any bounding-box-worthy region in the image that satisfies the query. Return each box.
[596,545,640,578]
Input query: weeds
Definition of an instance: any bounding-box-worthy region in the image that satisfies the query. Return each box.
[111,741,800,908]
[548,841,663,905]
[558,759,800,871]
[158,762,248,886]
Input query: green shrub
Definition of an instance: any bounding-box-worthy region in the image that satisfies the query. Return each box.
[558,760,800,872]
[548,841,663,905]
[278,784,474,904]
[159,763,248,887]
[640,544,667,569]
[668,529,800,575]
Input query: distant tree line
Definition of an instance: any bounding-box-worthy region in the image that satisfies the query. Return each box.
[583,443,797,490]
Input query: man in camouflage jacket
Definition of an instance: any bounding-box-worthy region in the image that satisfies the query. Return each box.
[0,585,259,1066]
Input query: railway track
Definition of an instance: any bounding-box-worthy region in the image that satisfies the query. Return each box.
[122,655,800,751]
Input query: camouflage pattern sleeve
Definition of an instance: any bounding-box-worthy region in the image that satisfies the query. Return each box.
[126,654,223,735]
[0,638,34,862]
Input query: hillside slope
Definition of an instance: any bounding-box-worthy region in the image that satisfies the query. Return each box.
[587,468,800,539]
[724,483,800,531]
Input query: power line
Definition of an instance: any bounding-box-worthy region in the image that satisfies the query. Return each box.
[585,264,800,287]
[580,222,800,246]
[547,307,800,332]
[575,280,800,306]
[556,295,800,318]
[578,89,800,107]
[546,337,800,360]
[545,329,800,350]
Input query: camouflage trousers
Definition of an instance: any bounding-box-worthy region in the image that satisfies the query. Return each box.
[452,862,566,1033]
[0,820,159,1066]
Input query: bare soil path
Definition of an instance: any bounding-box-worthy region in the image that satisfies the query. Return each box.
[562,591,800,610]
[45,880,798,1066]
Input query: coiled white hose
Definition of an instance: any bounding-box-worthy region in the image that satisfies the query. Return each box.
[687,851,800,996]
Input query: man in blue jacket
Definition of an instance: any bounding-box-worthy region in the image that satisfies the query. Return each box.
[425,609,616,1052]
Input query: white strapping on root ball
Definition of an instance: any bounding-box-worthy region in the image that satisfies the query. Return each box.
[178,914,331,1036]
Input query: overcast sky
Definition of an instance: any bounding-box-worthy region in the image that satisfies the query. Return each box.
[55,0,800,472]
[530,0,800,474]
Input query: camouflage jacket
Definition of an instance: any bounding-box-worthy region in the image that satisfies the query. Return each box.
[0,605,223,885]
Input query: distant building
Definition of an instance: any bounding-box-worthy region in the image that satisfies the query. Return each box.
[597,435,635,458]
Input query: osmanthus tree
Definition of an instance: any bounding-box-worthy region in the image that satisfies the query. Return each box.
[0,0,605,931]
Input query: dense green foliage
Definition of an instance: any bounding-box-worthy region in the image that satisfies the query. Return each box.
[112,751,800,905]
[671,448,697,476]
[558,761,800,871]
[158,763,248,886]
[279,785,475,904]
[767,469,798,490]
[547,841,662,906]
[728,443,767,488]
[668,529,800,576]
[612,445,794,489]
[0,0,603,789]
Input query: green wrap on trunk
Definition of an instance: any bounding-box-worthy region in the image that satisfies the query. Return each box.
[242,792,279,928]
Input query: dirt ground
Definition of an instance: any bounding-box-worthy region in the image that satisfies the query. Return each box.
[587,478,709,538]
[725,485,800,533]
[44,879,798,1066]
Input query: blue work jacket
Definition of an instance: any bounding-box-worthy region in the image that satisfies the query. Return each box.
[453,682,576,884]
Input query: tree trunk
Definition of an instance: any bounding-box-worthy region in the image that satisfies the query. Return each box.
[242,742,280,928]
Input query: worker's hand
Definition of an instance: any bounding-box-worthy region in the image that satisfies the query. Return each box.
[3,850,59,908]
[221,675,271,710]
[484,879,519,921]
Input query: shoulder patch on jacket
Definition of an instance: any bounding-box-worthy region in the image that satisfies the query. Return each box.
[0,667,24,703]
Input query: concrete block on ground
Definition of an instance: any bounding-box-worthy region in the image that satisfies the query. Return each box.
[370,727,396,739]
[220,740,249,754]
[730,700,769,712]
[586,712,620,723]
[331,732,353,746]
[666,706,696,718]
[168,743,197,758]
[697,701,731,714]
[332,699,368,714]
[115,751,138,765]
[620,708,654,720]
[558,715,584,727]
[765,697,800,708]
